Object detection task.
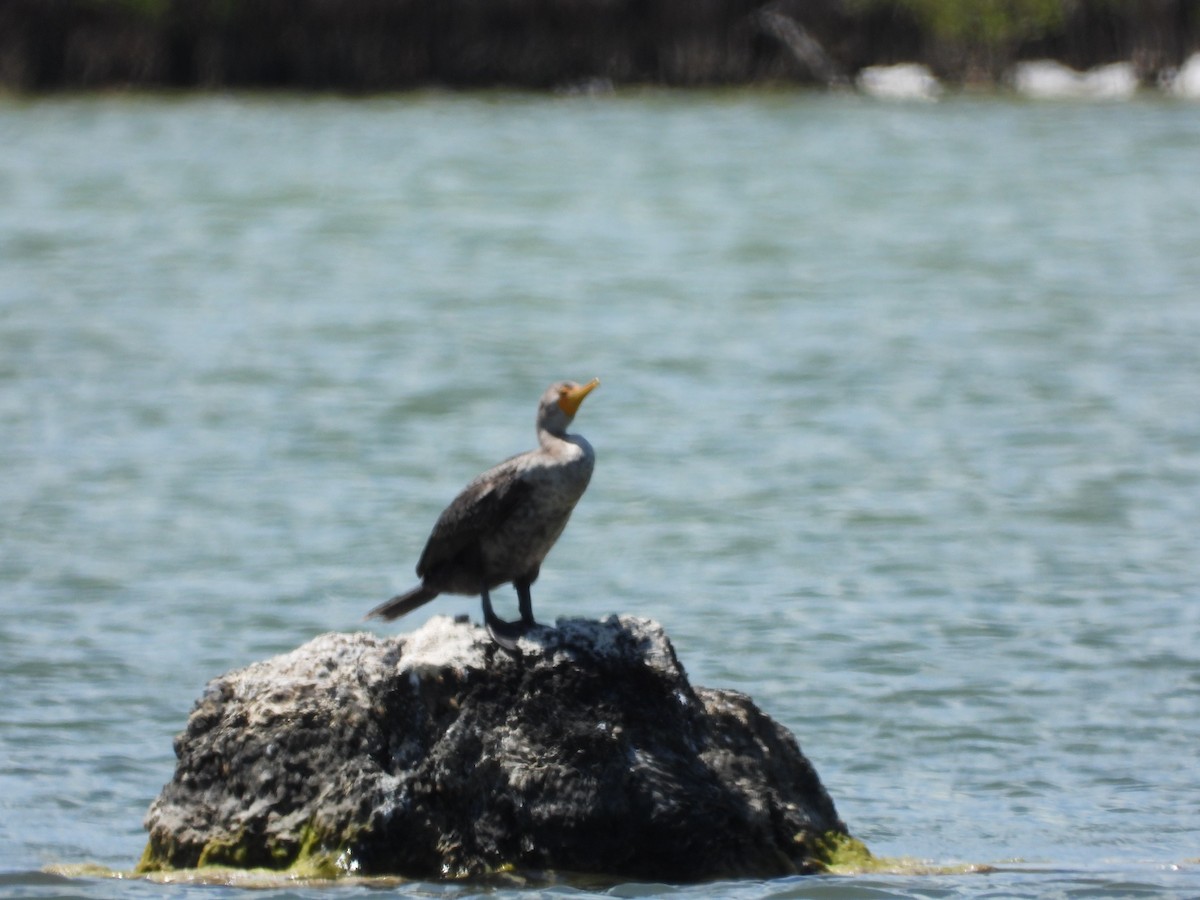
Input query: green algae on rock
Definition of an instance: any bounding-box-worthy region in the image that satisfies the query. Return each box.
[808,831,996,877]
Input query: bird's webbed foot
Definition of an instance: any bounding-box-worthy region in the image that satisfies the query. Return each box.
[481,586,531,654]
[484,617,527,653]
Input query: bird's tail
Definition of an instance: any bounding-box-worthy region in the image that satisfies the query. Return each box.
[364,584,440,621]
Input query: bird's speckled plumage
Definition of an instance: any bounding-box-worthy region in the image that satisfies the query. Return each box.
[366,379,598,646]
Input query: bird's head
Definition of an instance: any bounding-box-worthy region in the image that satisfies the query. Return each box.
[538,378,600,435]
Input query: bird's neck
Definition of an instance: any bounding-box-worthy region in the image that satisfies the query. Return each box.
[538,426,569,449]
[538,428,594,467]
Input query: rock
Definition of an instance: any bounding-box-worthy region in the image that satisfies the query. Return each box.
[857,63,942,101]
[139,615,856,882]
[1164,53,1200,99]
[1011,60,1138,100]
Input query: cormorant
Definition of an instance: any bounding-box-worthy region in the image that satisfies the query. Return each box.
[366,378,600,649]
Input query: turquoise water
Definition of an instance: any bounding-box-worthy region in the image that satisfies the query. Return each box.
[2,92,1199,898]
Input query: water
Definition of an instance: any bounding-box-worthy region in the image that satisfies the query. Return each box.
[2,91,1199,898]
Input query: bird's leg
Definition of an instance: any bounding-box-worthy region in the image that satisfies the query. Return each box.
[514,577,537,627]
[480,584,524,653]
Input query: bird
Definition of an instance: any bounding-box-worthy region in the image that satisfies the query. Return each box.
[366,378,600,650]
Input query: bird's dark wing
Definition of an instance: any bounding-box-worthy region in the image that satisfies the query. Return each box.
[415,465,532,578]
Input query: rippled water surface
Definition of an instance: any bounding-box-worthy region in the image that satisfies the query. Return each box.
[2,92,1199,899]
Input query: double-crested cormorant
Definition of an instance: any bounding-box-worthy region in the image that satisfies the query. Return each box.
[366,378,600,649]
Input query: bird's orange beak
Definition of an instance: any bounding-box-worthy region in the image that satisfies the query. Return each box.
[558,378,600,417]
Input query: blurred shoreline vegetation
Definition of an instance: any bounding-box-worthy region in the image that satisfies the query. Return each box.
[1,0,1194,91]
[856,0,1071,46]
[84,0,170,16]
[843,0,1141,79]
